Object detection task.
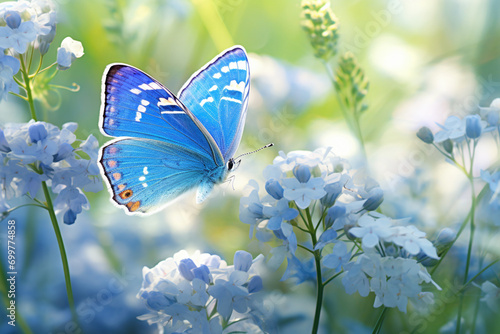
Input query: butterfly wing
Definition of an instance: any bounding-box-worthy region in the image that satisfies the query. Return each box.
[99,138,218,214]
[178,46,250,162]
[99,64,224,166]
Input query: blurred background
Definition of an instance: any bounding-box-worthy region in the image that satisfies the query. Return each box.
[1,0,499,332]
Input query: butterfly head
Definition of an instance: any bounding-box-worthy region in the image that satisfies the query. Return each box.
[227,158,241,172]
[228,143,274,173]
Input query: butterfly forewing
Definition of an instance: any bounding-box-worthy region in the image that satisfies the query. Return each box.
[178,46,250,162]
[101,64,221,164]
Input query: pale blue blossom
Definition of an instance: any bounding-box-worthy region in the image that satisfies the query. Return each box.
[0,12,37,53]
[481,169,500,205]
[350,214,393,249]
[0,120,102,224]
[138,250,266,333]
[263,198,298,230]
[323,241,350,272]
[57,36,84,70]
[434,116,466,143]
[282,176,326,209]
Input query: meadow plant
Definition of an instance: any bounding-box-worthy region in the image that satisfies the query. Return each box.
[0,0,96,328]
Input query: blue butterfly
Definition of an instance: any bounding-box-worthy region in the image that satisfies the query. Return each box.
[98,46,251,215]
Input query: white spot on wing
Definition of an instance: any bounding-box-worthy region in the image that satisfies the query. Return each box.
[221,96,242,104]
[139,83,153,90]
[158,97,176,107]
[142,183,148,188]
[221,66,229,73]
[130,88,141,94]
[139,176,146,181]
[200,96,214,107]
[224,80,245,93]
[237,60,247,70]
[149,82,162,90]
[209,85,218,92]
[141,99,150,106]
[138,105,146,112]
[135,112,142,122]
[213,73,221,79]
[229,62,237,70]
[143,167,149,175]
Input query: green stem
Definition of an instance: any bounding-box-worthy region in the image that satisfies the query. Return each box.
[304,208,324,334]
[41,181,79,325]
[456,172,477,334]
[19,57,37,121]
[372,307,388,334]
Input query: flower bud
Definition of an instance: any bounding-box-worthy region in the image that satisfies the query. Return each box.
[363,187,384,211]
[265,179,284,200]
[5,11,21,29]
[63,209,77,225]
[436,228,456,246]
[465,115,482,139]
[293,164,311,183]
[442,139,453,154]
[28,122,48,143]
[193,265,210,284]
[325,205,346,229]
[417,127,434,144]
[321,181,342,207]
[234,250,253,272]
[178,258,196,281]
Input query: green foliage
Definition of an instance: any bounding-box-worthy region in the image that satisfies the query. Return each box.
[301,0,339,61]
[334,51,369,115]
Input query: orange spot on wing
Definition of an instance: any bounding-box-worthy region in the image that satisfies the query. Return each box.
[112,172,121,181]
[119,189,133,199]
[126,201,141,212]
[107,160,117,168]
[109,147,118,154]
[117,184,126,190]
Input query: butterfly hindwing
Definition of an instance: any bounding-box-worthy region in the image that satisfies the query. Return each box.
[178,46,250,162]
[100,64,223,165]
[100,138,217,214]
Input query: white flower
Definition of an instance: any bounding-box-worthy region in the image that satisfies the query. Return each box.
[57,37,84,70]
[282,176,326,209]
[391,225,439,259]
[350,215,393,248]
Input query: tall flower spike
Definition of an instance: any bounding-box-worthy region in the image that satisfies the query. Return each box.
[335,52,370,114]
[301,0,339,61]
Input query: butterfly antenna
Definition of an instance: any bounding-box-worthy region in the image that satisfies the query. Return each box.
[234,143,274,160]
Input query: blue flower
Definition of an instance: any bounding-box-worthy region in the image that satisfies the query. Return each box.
[0,12,37,53]
[323,241,350,272]
[56,37,84,70]
[263,198,299,230]
[434,116,466,143]
[138,250,266,332]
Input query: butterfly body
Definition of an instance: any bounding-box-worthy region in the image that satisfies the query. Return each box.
[98,46,249,215]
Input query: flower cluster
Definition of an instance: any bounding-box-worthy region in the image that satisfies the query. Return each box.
[0,0,83,101]
[301,0,339,61]
[137,250,266,334]
[240,148,440,312]
[417,98,500,210]
[0,120,102,224]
